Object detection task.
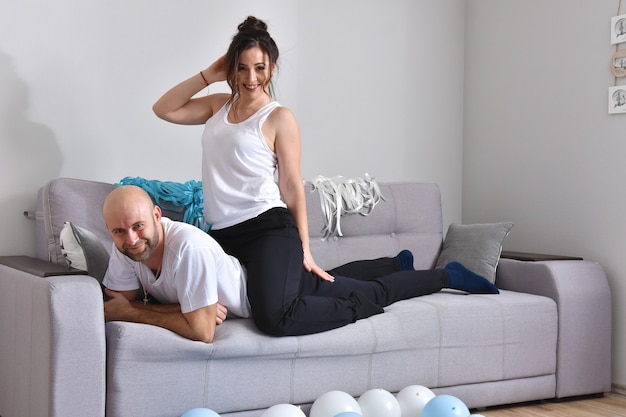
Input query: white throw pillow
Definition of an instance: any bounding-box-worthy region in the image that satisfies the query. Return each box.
[59,221,110,283]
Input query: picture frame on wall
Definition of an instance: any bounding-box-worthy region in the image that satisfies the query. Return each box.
[612,50,626,77]
[611,14,626,45]
[609,86,626,114]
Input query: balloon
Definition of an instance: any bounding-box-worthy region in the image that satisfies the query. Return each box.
[334,413,363,417]
[260,403,306,417]
[422,395,470,417]
[181,408,221,417]
[310,391,362,417]
[358,389,401,417]
[396,385,436,417]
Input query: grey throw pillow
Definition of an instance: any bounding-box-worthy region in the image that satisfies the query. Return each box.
[59,221,110,283]
[435,222,513,283]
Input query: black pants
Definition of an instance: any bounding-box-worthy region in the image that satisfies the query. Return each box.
[210,208,445,336]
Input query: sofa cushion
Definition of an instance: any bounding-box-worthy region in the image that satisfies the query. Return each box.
[435,222,513,283]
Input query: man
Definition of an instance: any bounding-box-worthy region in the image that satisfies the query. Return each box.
[102,185,248,343]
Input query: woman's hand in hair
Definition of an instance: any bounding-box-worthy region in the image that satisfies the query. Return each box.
[204,55,228,84]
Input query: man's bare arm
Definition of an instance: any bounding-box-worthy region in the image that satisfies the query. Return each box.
[104,289,217,343]
[133,301,228,324]
[106,289,228,324]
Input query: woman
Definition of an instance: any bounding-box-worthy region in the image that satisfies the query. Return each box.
[153,16,498,336]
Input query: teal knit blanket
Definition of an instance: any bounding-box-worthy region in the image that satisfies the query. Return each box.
[116,177,210,231]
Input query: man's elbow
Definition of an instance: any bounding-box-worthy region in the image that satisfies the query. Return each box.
[183,306,218,343]
[193,328,215,344]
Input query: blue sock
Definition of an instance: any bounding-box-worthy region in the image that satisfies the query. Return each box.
[443,262,499,294]
[395,250,415,271]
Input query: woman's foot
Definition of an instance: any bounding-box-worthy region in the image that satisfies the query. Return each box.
[395,250,415,271]
[443,262,499,294]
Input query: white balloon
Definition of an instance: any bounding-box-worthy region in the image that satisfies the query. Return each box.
[396,385,436,417]
[310,391,362,417]
[358,389,401,417]
[260,403,306,417]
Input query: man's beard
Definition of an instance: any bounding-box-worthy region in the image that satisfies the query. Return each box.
[122,222,159,262]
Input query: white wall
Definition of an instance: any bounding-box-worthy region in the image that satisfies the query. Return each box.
[0,0,465,257]
[464,0,626,387]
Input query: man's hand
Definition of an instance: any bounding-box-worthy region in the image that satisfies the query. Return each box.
[103,289,135,322]
[215,303,228,325]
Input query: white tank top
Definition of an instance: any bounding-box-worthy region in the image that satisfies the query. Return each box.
[201,100,286,229]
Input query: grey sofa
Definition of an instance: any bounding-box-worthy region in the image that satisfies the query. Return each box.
[0,177,612,417]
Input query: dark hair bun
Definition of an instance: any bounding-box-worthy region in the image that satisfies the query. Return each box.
[238,16,268,33]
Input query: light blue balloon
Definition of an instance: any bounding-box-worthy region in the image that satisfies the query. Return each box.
[422,395,470,417]
[181,408,221,417]
[334,413,363,417]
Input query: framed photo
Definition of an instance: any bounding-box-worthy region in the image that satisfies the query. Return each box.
[611,14,626,45]
[609,86,626,114]
[611,50,626,77]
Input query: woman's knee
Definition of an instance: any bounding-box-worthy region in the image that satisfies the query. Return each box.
[253,315,290,336]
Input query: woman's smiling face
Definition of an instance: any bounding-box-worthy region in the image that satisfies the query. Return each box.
[236,46,274,98]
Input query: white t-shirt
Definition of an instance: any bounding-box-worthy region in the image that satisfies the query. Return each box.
[103,217,251,318]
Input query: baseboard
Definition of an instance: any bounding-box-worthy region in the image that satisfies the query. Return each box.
[612,383,626,397]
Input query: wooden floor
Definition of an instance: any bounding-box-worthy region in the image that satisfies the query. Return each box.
[475,394,626,417]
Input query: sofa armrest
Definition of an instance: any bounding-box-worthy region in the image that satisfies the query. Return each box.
[0,265,106,417]
[496,258,612,398]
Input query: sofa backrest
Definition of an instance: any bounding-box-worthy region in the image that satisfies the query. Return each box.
[305,182,443,270]
[36,178,116,263]
[36,178,443,271]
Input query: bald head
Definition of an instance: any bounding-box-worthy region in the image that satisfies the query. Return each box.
[103,186,154,220]
[103,186,162,262]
